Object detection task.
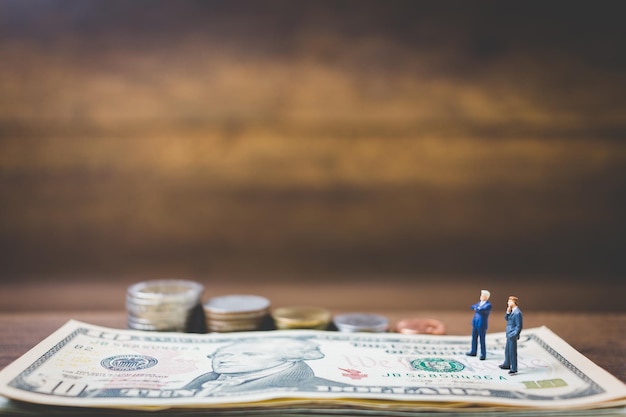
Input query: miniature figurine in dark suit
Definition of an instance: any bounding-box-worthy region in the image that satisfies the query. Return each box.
[466,290,492,360]
[500,296,523,375]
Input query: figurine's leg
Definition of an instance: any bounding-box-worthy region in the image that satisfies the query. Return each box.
[479,329,486,359]
[466,328,478,356]
[499,339,511,369]
[509,337,518,374]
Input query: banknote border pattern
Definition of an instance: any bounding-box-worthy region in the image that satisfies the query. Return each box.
[9,328,87,391]
[525,334,605,399]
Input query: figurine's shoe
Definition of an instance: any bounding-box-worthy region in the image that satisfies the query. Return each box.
[466,352,477,357]
[499,364,510,369]
[508,370,518,375]
[480,356,486,360]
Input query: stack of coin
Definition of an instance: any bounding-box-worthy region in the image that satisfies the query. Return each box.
[203,295,270,332]
[394,318,446,335]
[126,279,204,332]
[333,313,389,333]
[272,306,331,330]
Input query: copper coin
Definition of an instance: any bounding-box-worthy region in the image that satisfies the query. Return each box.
[394,318,446,335]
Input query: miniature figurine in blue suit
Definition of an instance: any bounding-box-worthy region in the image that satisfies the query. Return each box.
[500,296,523,375]
[466,290,492,360]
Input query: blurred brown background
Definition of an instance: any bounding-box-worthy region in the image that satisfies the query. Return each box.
[1,1,625,311]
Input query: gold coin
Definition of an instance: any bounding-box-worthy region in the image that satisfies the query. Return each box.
[394,318,446,335]
[271,306,331,330]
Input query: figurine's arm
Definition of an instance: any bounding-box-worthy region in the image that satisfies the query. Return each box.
[475,303,492,313]
[506,313,523,338]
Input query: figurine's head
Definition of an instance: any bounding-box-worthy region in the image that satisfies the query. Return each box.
[507,296,519,307]
[480,290,490,301]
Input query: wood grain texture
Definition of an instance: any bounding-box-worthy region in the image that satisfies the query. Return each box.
[2,3,626,282]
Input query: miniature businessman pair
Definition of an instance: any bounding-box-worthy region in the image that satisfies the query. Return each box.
[467,291,524,374]
[467,290,492,360]
[500,296,523,375]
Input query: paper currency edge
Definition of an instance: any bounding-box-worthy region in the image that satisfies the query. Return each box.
[0,320,624,411]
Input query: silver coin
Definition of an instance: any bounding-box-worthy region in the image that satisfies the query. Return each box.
[203,295,270,333]
[127,301,191,312]
[127,315,185,327]
[127,280,204,302]
[127,309,193,322]
[126,297,199,309]
[127,320,185,332]
[206,310,268,321]
[204,295,270,314]
[333,313,389,333]
[126,279,203,332]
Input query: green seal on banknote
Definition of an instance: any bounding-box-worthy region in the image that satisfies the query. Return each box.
[410,358,465,373]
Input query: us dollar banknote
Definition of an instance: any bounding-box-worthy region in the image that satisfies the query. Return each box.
[0,320,624,412]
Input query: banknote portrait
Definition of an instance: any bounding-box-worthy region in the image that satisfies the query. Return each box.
[183,337,345,395]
